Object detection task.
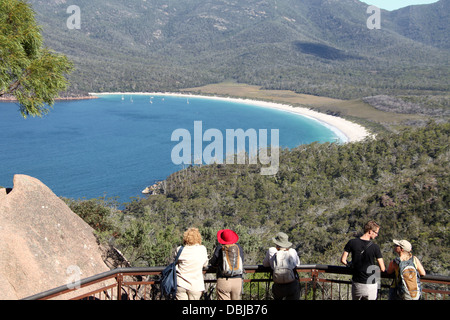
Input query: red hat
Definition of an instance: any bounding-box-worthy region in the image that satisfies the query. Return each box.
[217,229,239,245]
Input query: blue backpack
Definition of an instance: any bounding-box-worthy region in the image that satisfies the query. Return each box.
[160,246,183,299]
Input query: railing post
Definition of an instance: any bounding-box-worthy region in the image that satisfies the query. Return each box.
[311,269,319,300]
[116,273,123,300]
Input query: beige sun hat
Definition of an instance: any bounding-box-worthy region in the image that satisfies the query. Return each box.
[393,239,412,252]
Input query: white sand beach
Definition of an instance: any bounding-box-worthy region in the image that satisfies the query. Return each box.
[90,92,371,143]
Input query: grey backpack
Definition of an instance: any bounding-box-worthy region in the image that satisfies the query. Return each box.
[272,251,297,284]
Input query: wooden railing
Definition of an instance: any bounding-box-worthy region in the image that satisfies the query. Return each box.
[22,264,449,300]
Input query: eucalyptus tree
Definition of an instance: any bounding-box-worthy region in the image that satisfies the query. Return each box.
[0,0,73,117]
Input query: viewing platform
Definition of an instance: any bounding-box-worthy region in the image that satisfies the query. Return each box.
[23,264,449,300]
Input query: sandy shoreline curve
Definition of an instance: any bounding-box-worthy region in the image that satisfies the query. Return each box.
[89,92,371,143]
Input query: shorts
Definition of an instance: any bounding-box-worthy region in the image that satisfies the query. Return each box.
[352,281,378,300]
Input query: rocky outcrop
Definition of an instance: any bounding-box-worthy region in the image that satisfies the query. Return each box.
[141,180,165,195]
[0,175,112,299]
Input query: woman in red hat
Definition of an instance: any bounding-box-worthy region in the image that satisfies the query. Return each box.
[209,229,245,300]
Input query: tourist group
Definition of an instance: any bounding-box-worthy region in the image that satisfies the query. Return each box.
[168,220,425,301]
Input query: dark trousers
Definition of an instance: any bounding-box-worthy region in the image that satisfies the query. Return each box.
[272,281,300,300]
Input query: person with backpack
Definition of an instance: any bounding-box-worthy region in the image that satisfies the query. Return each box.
[387,239,426,300]
[263,232,301,300]
[209,229,244,300]
[341,220,386,300]
[173,228,209,300]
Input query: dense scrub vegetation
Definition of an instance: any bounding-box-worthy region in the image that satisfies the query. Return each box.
[363,95,450,117]
[65,122,449,275]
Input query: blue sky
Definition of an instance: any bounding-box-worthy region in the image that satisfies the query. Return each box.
[361,0,439,11]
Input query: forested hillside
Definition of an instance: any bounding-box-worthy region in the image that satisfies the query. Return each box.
[65,122,450,275]
[29,0,449,99]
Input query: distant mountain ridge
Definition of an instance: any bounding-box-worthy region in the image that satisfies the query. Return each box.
[28,0,449,98]
[385,0,449,49]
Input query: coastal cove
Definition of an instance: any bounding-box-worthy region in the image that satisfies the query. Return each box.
[92,92,371,143]
[0,93,370,203]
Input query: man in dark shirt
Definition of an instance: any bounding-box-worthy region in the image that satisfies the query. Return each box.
[341,220,386,300]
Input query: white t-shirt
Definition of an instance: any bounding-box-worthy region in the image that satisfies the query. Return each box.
[175,244,209,292]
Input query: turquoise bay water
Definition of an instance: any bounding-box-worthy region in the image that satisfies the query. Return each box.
[0,94,341,203]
